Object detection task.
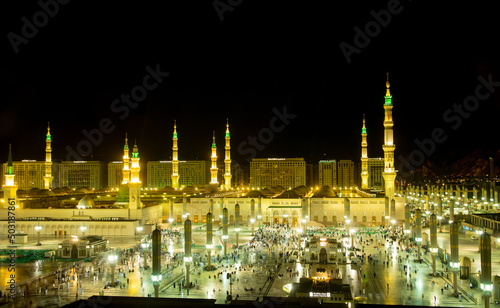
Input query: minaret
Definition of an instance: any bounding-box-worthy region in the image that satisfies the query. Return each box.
[382,73,397,198]
[122,133,130,185]
[44,122,53,189]
[130,141,140,184]
[224,119,232,189]
[210,131,218,186]
[128,140,141,209]
[171,120,180,189]
[361,114,369,189]
[3,144,18,205]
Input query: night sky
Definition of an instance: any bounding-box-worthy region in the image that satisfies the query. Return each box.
[2,1,500,174]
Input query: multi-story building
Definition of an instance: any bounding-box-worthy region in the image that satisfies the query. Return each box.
[368,158,384,190]
[2,160,60,190]
[318,160,337,188]
[250,158,306,189]
[147,160,210,188]
[337,160,354,187]
[108,161,123,189]
[232,163,248,187]
[58,161,107,189]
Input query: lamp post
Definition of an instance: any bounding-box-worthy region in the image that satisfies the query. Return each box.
[415,209,422,262]
[35,225,42,246]
[250,200,255,235]
[206,212,213,270]
[222,208,228,257]
[137,226,143,240]
[235,204,240,248]
[184,219,192,288]
[80,225,87,236]
[430,214,438,276]
[477,229,484,252]
[151,226,161,297]
[480,232,492,308]
[108,254,117,287]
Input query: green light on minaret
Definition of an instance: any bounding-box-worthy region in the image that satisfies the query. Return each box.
[212,142,216,148]
[132,152,138,158]
[225,131,230,138]
[7,144,13,175]
[384,95,392,106]
[173,132,177,139]
[362,127,366,134]
[46,134,51,141]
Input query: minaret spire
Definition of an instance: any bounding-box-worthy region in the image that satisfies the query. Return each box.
[171,120,180,189]
[128,139,142,209]
[382,72,397,198]
[224,119,232,189]
[43,122,53,189]
[210,131,218,186]
[122,133,130,185]
[130,140,140,183]
[361,114,369,189]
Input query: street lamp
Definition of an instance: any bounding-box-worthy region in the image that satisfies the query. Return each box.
[34,225,42,246]
[250,218,255,236]
[108,254,117,287]
[80,225,87,236]
[137,226,143,240]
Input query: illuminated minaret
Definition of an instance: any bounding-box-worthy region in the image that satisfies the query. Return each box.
[43,122,53,189]
[3,144,18,205]
[210,131,218,186]
[224,119,232,189]
[122,133,130,185]
[171,120,180,189]
[361,114,369,189]
[129,141,141,209]
[130,141,140,184]
[382,73,397,198]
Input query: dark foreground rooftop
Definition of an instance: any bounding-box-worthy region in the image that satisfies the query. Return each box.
[63,296,460,308]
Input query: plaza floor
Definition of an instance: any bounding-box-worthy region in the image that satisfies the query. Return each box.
[1,225,498,307]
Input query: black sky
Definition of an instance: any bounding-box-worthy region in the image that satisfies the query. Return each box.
[2,1,500,172]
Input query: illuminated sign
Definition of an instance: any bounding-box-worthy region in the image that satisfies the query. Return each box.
[309,292,331,298]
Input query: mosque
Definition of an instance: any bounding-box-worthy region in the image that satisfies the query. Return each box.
[0,74,405,238]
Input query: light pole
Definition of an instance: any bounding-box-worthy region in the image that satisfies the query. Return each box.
[80,225,87,236]
[206,212,213,270]
[108,254,117,287]
[137,226,143,240]
[151,226,162,297]
[35,225,42,246]
[235,204,240,248]
[222,208,228,257]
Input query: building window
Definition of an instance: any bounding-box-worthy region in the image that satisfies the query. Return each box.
[193,215,199,223]
[230,215,234,221]
[332,216,336,222]
[202,215,207,223]
[177,215,182,223]
[314,215,318,222]
[323,216,328,222]
[362,216,367,222]
[353,216,357,222]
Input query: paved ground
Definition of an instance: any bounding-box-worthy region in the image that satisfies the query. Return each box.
[1,224,498,307]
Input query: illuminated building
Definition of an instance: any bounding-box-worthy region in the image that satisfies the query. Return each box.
[382,73,397,197]
[303,237,345,263]
[290,277,353,305]
[318,160,337,187]
[107,161,123,189]
[58,161,107,189]
[210,131,218,186]
[147,160,210,188]
[368,158,384,190]
[337,160,354,187]
[250,158,306,188]
[361,115,369,189]
[44,123,53,189]
[2,160,53,190]
[224,119,232,189]
[57,235,108,259]
[171,120,180,189]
